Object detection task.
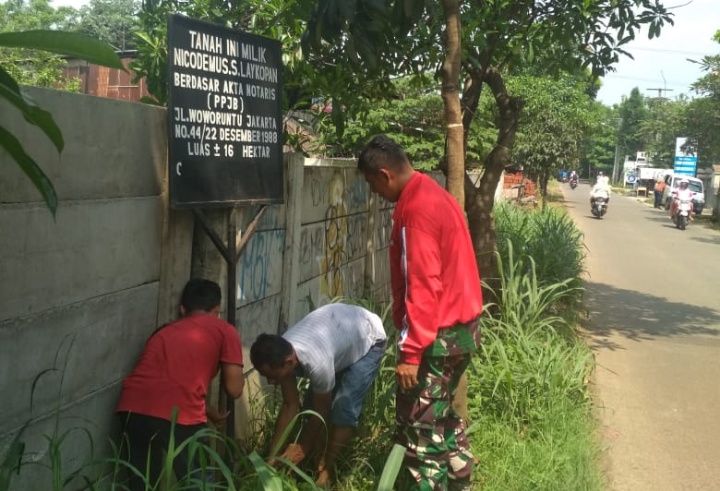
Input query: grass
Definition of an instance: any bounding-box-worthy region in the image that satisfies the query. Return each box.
[2,204,601,491]
[469,402,601,491]
[546,180,564,203]
[467,206,603,491]
[494,202,585,298]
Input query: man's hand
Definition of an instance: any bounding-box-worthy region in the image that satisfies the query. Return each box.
[206,406,229,429]
[279,443,307,465]
[315,467,331,488]
[396,362,420,389]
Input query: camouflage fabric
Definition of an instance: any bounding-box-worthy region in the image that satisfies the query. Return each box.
[395,318,480,491]
[424,318,481,358]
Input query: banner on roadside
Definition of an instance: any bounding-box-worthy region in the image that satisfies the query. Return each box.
[674,137,698,177]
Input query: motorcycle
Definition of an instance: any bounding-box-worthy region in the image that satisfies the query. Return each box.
[570,178,578,189]
[591,195,608,218]
[672,198,693,230]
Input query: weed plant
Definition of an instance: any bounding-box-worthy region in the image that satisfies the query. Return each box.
[2,204,600,491]
[466,209,603,490]
[494,203,585,297]
[0,301,404,491]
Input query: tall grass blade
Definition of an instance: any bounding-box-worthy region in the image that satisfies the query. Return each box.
[247,451,282,491]
[376,444,405,491]
[0,424,27,491]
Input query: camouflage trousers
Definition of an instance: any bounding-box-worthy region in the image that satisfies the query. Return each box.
[395,320,480,491]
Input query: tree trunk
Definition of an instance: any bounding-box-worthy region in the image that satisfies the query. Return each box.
[440,0,470,426]
[465,67,524,293]
[440,0,465,209]
[461,69,484,151]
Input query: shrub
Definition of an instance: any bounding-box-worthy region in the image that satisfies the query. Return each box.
[495,203,585,293]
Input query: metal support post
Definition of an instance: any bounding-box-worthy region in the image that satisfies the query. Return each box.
[192,205,267,438]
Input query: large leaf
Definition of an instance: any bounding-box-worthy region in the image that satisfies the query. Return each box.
[0,30,124,70]
[0,125,58,216]
[0,423,28,490]
[247,451,283,491]
[377,444,406,491]
[0,66,63,152]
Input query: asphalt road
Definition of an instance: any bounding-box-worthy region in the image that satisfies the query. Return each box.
[562,182,720,491]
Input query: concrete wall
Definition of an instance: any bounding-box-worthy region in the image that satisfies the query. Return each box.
[0,88,399,486]
[0,88,194,489]
[208,157,395,437]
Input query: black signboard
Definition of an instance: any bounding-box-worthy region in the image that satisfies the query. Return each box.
[167,15,284,208]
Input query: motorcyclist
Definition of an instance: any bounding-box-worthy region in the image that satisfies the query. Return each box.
[596,171,610,186]
[670,178,694,221]
[569,170,578,181]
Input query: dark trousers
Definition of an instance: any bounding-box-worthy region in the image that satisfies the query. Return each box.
[117,412,207,491]
[654,190,664,208]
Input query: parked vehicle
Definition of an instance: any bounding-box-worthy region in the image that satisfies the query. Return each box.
[662,175,705,214]
[672,198,693,230]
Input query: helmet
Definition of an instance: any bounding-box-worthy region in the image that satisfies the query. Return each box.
[598,171,604,176]
[679,178,689,185]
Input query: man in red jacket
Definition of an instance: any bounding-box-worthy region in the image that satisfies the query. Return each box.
[359,135,483,491]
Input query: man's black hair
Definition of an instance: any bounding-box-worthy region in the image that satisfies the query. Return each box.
[250,333,293,368]
[180,279,222,312]
[358,134,409,174]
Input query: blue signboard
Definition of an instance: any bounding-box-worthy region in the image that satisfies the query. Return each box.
[673,156,697,176]
[674,137,697,177]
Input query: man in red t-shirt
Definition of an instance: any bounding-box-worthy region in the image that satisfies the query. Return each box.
[116,279,244,490]
[359,135,483,491]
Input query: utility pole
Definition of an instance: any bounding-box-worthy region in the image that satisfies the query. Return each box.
[612,140,621,185]
[611,117,623,185]
[646,87,674,99]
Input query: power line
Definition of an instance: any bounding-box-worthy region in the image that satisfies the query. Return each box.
[629,46,712,56]
[603,75,690,86]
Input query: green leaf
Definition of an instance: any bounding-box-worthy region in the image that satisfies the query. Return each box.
[247,452,282,491]
[0,125,58,217]
[0,423,27,490]
[0,30,124,70]
[377,444,406,491]
[0,67,64,152]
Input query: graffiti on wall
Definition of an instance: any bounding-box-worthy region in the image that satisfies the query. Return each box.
[346,214,367,260]
[299,224,323,278]
[236,294,282,339]
[300,170,371,300]
[294,257,366,322]
[343,175,367,213]
[321,173,348,298]
[238,229,285,304]
[375,208,393,249]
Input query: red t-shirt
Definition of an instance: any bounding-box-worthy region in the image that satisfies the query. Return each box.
[116,313,243,425]
[390,172,483,364]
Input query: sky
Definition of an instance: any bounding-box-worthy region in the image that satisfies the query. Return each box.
[596,0,718,106]
[50,0,719,107]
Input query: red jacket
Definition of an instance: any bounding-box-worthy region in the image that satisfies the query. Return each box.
[390,173,483,364]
